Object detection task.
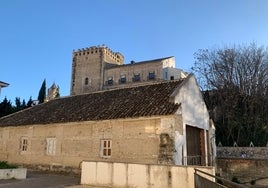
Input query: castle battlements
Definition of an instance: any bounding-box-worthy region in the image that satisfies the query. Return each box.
[72,45,124,63]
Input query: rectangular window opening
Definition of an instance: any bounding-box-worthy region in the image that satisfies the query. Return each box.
[133,74,140,82]
[107,77,113,85]
[46,138,57,156]
[20,137,29,152]
[149,71,155,80]
[120,75,126,84]
[100,139,112,158]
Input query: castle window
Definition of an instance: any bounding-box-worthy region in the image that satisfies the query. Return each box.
[100,140,112,158]
[107,77,113,85]
[148,71,155,80]
[85,77,89,85]
[170,76,174,80]
[20,137,29,152]
[120,75,126,84]
[133,74,140,82]
[46,138,56,156]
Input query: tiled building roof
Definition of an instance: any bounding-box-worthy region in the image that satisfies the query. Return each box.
[0,80,184,127]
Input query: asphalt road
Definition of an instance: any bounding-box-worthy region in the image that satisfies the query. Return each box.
[0,170,80,188]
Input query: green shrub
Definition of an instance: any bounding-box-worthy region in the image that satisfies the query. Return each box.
[250,180,256,185]
[0,161,17,169]
[231,176,240,184]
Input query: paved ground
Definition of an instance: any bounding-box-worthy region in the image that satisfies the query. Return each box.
[0,170,109,188]
[0,170,81,188]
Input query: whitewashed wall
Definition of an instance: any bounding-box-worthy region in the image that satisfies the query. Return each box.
[174,75,210,130]
[171,74,214,165]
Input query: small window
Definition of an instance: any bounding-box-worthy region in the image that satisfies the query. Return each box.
[107,77,113,85]
[120,75,126,84]
[149,71,155,80]
[20,137,28,152]
[100,140,112,158]
[170,76,174,80]
[85,77,89,85]
[133,74,140,82]
[46,138,56,156]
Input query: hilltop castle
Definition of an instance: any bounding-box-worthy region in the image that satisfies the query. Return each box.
[70,45,187,95]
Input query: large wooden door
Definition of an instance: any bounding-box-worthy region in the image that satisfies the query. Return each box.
[186,125,203,165]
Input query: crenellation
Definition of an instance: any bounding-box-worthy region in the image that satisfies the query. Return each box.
[72,46,123,63]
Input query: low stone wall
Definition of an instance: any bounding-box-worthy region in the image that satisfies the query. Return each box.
[217,147,268,159]
[216,147,268,186]
[21,163,80,175]
[217,158,268,186]
[81,161,215,188]
[0,168,27,179]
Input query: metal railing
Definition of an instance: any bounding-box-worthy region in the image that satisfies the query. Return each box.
[186,155,202,165]
[185,155,215,166]
[194,169,249,188]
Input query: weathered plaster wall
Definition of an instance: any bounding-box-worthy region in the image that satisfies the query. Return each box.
[80,161,215,188]
[175,76,210,130]
[103,57,177,90]
[172,75,213,165]
[104,61,164,88]
[0,116,181,171]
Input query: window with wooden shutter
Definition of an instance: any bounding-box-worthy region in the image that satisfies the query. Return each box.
[100,140,112,158]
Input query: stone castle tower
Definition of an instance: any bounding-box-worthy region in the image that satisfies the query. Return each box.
[46,83,59,101]
[70,45,124,95]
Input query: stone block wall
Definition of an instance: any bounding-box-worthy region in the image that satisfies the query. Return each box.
[216,147,268,185]
[71,45,124,95]
[217,158,268,184]
[0,116,180,172]
[217,147,268,159]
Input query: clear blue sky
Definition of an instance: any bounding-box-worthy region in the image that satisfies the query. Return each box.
[1,0,268,103]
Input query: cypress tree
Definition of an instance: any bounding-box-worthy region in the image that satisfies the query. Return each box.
[38,79,46,104]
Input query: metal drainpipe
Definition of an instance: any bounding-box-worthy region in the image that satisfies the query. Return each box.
[99,49,104,91]
[203,102,208,166]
